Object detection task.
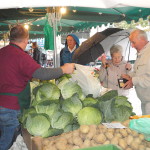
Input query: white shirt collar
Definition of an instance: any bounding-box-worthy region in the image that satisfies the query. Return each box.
[68,45,76,53]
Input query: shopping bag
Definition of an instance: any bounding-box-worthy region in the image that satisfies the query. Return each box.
[129,118,150,141]
[71,64,102,98]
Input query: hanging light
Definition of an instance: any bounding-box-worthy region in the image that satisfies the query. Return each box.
[24,24,29,30]
[73,9,77,13]
[60,7,66,14]
[29,8,34,12]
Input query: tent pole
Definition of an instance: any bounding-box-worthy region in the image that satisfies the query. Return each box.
[53,11,59,68]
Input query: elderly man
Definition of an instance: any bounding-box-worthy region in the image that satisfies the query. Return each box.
[0,25,74,150]
[122,29,150,115]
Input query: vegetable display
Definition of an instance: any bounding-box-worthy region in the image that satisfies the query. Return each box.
[41,122,150,150]
[20,75,133,145]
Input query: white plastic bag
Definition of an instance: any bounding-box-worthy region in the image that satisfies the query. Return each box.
[71,64,102,98]
[9,134,28,150]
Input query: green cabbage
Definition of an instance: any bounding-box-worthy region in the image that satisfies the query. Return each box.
[62,94,82,117]
[60,81,85,100]
[26,113,50,136]
[35,100,60,119]
[77,107,102,125]
[98,94,133,122]
[51,110,73,129]
[82,97,98,107]
[42,128,63,138]
[35,83,60,102]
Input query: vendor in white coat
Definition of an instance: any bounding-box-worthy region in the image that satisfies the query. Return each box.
[122,29,150,115]
[99,44,131,96]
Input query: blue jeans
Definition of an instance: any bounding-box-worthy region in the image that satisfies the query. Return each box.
[0,106,21,150]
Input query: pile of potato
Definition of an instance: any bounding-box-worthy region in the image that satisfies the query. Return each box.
[42,121,150,150]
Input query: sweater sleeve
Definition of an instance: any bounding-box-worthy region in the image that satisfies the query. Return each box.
[99,66,107,82]
[32,67,63,80]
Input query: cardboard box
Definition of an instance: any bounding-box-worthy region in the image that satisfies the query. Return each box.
[21,128,42,150]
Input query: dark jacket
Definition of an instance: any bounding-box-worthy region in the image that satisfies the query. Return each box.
[60,34,79,66]
[33,48,41,64]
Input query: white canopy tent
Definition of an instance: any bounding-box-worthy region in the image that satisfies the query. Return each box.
[1,0,150,9]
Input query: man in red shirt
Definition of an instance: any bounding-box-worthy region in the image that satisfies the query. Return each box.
[0,25,74,150]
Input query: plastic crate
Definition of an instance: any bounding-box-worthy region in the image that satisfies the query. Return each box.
[78,144,122,150]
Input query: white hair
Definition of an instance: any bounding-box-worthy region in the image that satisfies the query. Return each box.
[110,44,123,56]
[130,29,148,41]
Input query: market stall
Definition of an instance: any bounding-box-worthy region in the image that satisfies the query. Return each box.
[16,72,150,150]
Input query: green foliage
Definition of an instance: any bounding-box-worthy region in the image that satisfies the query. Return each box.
[98,90,118,101]
[98,94,133,122]
[114,17,150,29]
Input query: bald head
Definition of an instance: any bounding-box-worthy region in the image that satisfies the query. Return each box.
[129,29,148,52]
[130,29,148,41]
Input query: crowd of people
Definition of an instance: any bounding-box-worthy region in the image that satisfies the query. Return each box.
[0,24,150,150]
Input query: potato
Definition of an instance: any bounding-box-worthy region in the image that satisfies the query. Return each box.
[115,133,122,138]
[111,137,119,145]
[82,139,91,148]
[139,145,146,150]
[91,140,99,147]
[139,134,145,141]
[132,130,139,137]
[119,129,128,137]
[107,128,115,133]
[126,135,133,145]
[72,129,80,137]
[67,137,73,145]
[55,141,67,150]
[126,128,132,134]
[130,142,140,150]
[118,139,127,149]
[80,125,90,134]
[93,134,106,144]
[86,125,97,139]
[105,132,114,140]
[133,137,142,145]
[72,145,80,150]
[79,132,86,141]
[73,136,83,146]
[103,140,110,145]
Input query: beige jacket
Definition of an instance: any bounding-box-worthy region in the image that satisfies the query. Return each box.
[130,42,150,103]
[99,60,130,96]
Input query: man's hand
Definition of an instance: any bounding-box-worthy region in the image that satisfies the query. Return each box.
[61,63,75,74]
[125,62,132,70]
[123,78,133,89]
[121,74,133,89]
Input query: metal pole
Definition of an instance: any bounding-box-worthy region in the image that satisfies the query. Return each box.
[53,10,60,68]
[53,11,57,68]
